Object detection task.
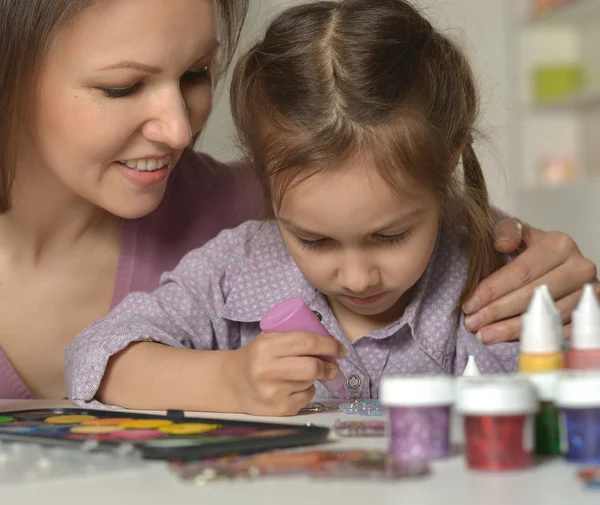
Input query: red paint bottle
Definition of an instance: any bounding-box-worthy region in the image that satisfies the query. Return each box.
[456,377,538,471]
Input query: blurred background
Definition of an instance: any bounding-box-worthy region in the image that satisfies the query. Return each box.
[198,0,600,265]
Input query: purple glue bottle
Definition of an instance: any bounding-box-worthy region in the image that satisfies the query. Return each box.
[260,297,349,398]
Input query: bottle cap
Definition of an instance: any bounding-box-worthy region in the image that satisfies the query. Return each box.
[456,376,538,415]
[571,284,600,350]
[380,376,454,407]
[522,372,559,402]
[520,285,563,353]
[539,285,562,330]
[555,371,600,408]
[462,355,482,377]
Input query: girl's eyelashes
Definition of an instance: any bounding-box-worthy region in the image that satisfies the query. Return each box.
[375,229,413,245]
[294,230,413,251]
[295,236,328,251]
[98,66,211,99]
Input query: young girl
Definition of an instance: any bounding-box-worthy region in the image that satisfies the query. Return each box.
[67,0,547,415]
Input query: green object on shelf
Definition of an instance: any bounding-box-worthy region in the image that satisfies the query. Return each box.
[534,64,584,103]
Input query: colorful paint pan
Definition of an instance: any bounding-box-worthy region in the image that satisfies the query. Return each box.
[70,426,125,435]
[119,419,173,429]
[0,421,41,428]
[80,418,135,427]
[45,415,98,425]
[64,433,114,442]
[107,430,166,441]
[0,426,37,434]
[0,416,14,424]
[158,423,221,435]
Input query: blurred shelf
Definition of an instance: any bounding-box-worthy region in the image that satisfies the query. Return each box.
[527,0,600,26]
[531,91,600,112]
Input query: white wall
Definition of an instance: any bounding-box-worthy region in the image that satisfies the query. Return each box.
[199,0,515,213]
[198,0,279,163]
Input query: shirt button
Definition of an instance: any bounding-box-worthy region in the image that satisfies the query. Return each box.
[346,374,361,390]
[313,311,323,321]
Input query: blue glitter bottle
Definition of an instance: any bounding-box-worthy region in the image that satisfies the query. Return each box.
[556,372,600,464]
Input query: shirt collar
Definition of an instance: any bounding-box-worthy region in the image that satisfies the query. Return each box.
[220,221,318,322]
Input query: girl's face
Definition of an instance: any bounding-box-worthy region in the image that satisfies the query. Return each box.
[277,160,441,325]
[24,0,217,218]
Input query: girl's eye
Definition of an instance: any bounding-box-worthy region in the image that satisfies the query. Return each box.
[181,67,211,83]
[295,236,328,251]
[100,84,139,98]
[375,230,413,246]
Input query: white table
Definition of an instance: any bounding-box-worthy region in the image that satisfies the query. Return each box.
[0,399,596,505]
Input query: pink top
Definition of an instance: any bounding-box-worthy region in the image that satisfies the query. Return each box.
[0,151,264,399]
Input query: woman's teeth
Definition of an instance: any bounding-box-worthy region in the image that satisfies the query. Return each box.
[119,156,170,172]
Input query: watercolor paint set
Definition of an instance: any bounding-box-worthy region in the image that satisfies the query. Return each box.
[0,408,329,462]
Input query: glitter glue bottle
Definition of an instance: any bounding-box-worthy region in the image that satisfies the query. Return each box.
[260,297,349,398]
[456,376,538,471]
[380,376,454,462]
[463,355,482,377]
[452,356,483,446]
[555,371,600,464]
[565,284,600,370]
[523,372,561,455]
[519,285,564,372]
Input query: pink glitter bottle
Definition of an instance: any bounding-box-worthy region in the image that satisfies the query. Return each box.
[380,376,454,462]
[260,297,349,398]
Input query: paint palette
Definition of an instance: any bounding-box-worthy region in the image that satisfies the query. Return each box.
[0,408,329,461]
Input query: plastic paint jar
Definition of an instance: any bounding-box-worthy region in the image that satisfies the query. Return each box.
[380,376,454,462]
[524,372,561,455]
[555,372,600,464]
[456,376,538,471]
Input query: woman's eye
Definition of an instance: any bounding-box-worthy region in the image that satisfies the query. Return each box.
[99,84,138,99]
[375,230,413,246]
[181,67,211,83]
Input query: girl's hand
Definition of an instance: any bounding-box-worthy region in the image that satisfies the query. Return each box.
[228,331,346,416]
[464,218,599,344]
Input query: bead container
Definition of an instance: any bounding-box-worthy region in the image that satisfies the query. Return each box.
[456,376,538,471]
[380,376,454,462]
[555,371,600,464]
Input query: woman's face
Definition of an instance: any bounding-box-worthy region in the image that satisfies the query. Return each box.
[25,0,217,218]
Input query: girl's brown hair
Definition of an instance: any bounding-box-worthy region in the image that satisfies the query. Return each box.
[230,0,504,304]
[0,0,249,213]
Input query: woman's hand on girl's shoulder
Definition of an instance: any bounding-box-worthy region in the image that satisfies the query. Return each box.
[463,218,598,344]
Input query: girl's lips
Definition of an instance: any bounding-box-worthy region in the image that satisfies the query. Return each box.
[343,293,386,306]
[115,161,169,188]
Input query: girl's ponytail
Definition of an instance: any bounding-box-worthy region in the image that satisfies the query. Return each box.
[459,142,505,304]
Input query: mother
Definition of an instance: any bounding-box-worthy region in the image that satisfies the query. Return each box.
[0,0,595,400]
